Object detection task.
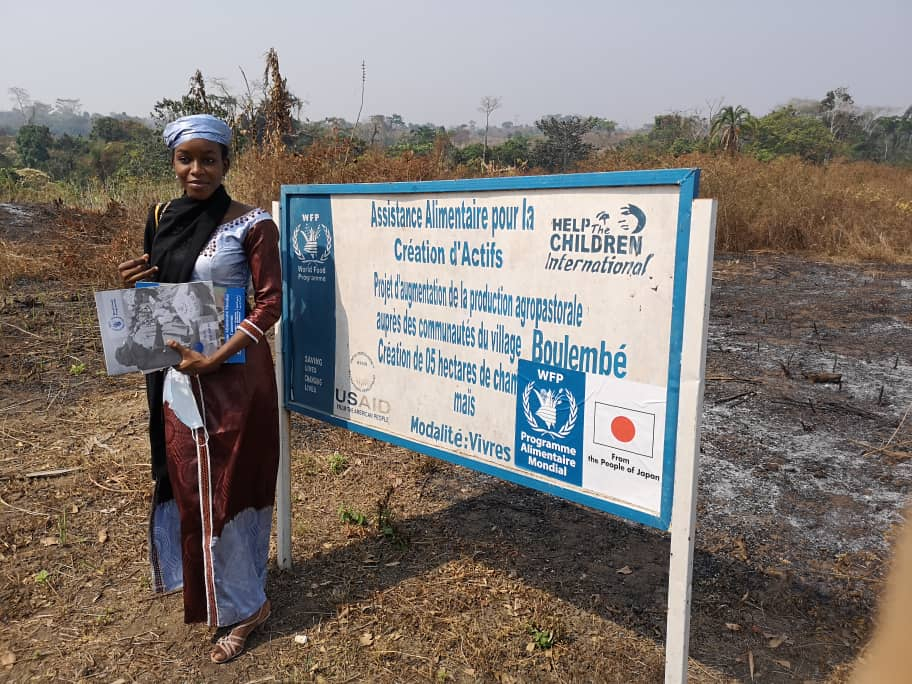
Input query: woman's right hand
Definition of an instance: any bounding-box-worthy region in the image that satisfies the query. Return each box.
[118,254,157,287]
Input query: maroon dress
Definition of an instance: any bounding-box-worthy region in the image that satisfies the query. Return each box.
[149,209,282,626]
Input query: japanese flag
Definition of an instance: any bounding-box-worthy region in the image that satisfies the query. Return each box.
[593,402,656,458]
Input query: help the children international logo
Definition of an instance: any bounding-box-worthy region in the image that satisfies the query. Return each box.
[545,202,654,277]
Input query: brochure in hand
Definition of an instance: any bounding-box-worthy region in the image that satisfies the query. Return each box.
[136,282,247,365]
[94,281,223,375]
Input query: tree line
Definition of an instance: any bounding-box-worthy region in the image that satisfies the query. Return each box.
[3,52,911,190]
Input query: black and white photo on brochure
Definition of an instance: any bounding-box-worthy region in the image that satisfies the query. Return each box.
[94,281,219,375]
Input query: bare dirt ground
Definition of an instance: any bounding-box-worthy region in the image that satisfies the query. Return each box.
[1,203,910,683]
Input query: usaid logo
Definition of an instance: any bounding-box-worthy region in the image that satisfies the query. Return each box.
[292,220,333,263]
[521,369,579,440]
[334,388,391,415]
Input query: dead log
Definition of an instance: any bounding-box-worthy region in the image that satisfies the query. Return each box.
[802,371,842,385]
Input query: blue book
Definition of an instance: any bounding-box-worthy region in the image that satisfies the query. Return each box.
[221,287,246,364]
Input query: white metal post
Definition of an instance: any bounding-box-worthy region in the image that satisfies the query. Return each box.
[664,199,717,683]
[272,199,293,570]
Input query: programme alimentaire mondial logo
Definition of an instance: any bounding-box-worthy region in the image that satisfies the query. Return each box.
[515,364,585,486]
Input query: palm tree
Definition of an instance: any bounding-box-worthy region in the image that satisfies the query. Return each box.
[711,105,753,154]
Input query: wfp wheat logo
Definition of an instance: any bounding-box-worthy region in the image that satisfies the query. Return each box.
[521,378,578,439]
[514,361,585,487]
[292,220,333,263]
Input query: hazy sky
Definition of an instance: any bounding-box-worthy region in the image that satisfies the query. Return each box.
[2,0,909,128]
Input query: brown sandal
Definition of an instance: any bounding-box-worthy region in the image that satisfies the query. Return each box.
[210,599,271,664]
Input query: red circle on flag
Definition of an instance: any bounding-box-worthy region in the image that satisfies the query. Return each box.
[611,416,636,443]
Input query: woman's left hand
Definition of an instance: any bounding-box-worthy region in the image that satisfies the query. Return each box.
[167,340,218,376]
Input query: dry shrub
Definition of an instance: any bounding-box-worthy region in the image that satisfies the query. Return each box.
[0,237,48,288]
[55,203,144,288]
[585,151,912,261]
[696,154,912,259]
[235,143,912,262]
[0,203,140,291]
[4,146,911,293]
[2,176,175,218]
[229,138,473,209]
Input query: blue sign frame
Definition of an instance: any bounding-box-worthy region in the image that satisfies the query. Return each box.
[280,169,700,530]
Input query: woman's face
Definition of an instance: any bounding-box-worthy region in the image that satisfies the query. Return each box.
[172,138,229,201]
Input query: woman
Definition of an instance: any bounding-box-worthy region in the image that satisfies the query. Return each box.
[117,114,281,664]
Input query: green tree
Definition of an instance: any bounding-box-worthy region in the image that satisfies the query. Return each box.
[591,118,618,134]
[89,141,129,183]
[649,113,704,151]
[390,125,442,156]
[15,124,52,168]
[110,125,172,181]
[818,87,859,143]
[46,133,90,179]
[748,106,836,162]
[90,116,150,143]
[532,115,596,171]
[856,112,912,164]
[710,105,753,154]
[490,135,532,167]
[453,142,485,165]
[152,70,237,130]
[620,113,706,156]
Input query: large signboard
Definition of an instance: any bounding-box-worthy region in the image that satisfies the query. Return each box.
[280,170,702,529]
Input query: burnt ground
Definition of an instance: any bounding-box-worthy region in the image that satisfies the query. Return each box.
[1,203,911,683]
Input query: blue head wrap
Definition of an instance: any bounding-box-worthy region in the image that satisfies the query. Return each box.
[162,114,232,149]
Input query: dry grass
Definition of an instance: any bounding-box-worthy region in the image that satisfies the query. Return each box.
[235,146,912,262]
[229,139,472,209]
[587,151,912,261]
[0,204,138,291]
[0,280,733,683]
[1,176,176,216]
[2,148,910,297]
[1,176,176,291]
